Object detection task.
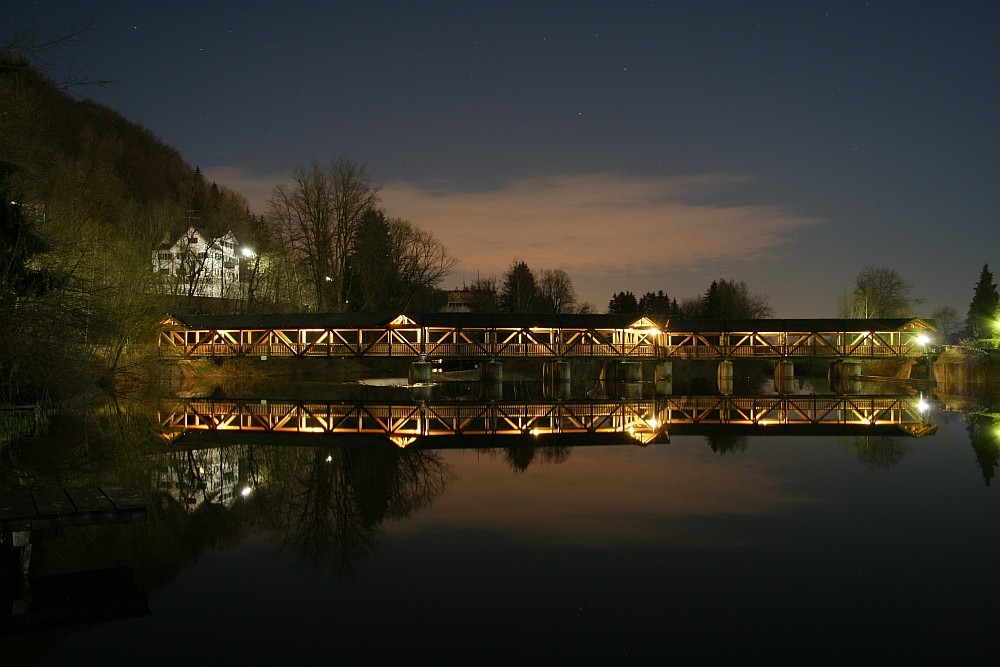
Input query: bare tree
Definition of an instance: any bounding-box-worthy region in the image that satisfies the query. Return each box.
[929,305,959,342]
[387,217,456,310]
[537,268,578,314]
[267,158,380,311]
[845,266,922,318]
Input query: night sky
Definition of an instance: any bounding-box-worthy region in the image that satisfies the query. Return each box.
[6,1,999,317]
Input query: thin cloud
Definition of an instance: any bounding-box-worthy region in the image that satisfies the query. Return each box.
[381,173,821,303]
[202,165,282,213]
[204,167,821,307]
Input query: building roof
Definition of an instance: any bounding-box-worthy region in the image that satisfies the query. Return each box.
[157,225,240,251]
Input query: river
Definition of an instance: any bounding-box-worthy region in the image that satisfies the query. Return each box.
[1,379,997,664]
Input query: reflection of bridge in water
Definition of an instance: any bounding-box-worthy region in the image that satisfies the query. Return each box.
[158,394,936,448]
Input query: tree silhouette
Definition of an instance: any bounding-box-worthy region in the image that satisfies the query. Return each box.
[700,279,773,319]
[500,259,537,313]
[963,264,999,340]
[608,290,638,314]
[851,435,910,469]
[638,290,678,320]
[965,413,1000,485]
[845,266,921,318]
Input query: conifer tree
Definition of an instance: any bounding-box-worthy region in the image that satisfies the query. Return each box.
[500,260,537,313]
[964,264,999,340]
[607,290,638,314]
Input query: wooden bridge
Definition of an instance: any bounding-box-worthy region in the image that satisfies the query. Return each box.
[158,312,937,361]
[157,394,936,447]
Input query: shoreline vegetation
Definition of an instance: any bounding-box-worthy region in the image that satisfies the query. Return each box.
[0,404,51,450]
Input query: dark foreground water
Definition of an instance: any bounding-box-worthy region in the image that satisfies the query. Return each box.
[2,390,998,665]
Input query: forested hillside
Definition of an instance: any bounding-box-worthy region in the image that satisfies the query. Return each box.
[1,54,260,402]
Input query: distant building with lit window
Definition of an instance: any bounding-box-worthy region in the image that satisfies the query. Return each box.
[152,226,241,298]
[444,288,495,312]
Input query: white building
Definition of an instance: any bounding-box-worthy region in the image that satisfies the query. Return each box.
[152,226,241,298]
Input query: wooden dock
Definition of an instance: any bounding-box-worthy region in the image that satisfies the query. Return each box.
[0,486,147,534]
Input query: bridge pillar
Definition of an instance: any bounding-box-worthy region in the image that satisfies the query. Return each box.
[717,360,733,395]
[481,360,503,384]
[654,361,672,396]
[619,361,642,383]
[481,360,503,399]
[408,360,433,385]
[617,361,642,399]
[408,385,434,402]
[829,360,861,394]
[774,361,795,394]
[543,361,572,400]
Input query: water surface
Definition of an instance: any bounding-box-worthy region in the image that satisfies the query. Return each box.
[2,390,997,665]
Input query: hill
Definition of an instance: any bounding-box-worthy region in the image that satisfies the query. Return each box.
[1,54,259,402]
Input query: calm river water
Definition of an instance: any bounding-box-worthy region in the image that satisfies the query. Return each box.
[2,381,998,665]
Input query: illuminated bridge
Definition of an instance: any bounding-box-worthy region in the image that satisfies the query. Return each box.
[157,394,936,448]
[158,312,937,361]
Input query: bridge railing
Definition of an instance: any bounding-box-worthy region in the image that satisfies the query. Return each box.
[158,322,931,360]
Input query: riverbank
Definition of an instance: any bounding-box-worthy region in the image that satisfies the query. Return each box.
[934,346,1000,388]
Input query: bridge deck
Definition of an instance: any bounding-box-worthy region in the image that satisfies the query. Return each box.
[158,313,937,361]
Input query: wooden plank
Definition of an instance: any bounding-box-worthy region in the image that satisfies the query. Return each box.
[65,487,113,513]
[0,490,37,520]
[100,486,147,510]
[30,489,74,516]
[0,487,148,533]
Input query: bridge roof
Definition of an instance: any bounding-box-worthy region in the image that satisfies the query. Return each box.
[164,312,935,332]
[664,317,935,332]
[165,312,402,330]
[164,311,659,330]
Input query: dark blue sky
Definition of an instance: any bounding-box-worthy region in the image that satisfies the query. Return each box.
[7,1,999,316]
